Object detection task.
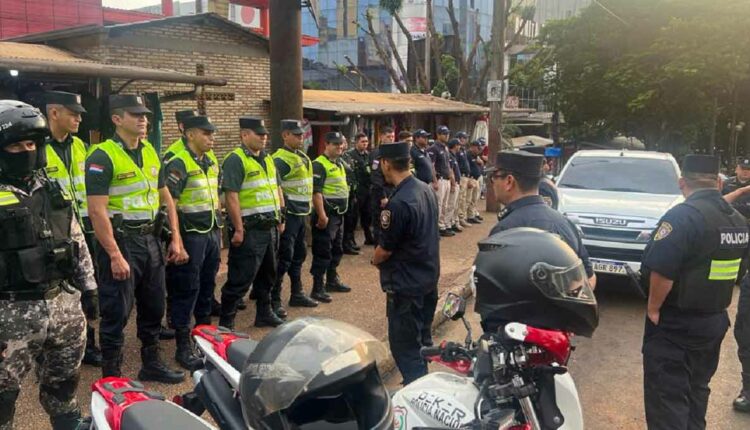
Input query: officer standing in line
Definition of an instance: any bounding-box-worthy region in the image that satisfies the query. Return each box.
[446,139,463,233]
[43,91,102,368]
[411,129,436,187]
[340,136,361,255]
[344,132,374,246]
[455,131,473,229]
[85,94,187,383]
[0,101,97,430]
[163,109,198,161]
[163,115,221,370]
[369,126,395,245]
[428,126,455,237]
[398,130,413,147]
[218,117,286,329]
[372,141,440,385]
[310,132,352,303]
[720,157,750,412]
[271,120,319,314]
[465,140,484,224]
[641,155,748,429]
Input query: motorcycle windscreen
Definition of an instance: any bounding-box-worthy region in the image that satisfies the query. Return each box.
[239,317,388,417]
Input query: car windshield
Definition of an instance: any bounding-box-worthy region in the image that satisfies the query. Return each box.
[557,156,680,195]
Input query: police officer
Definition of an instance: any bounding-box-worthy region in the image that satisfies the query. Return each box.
[520,145,559,209]
[720,157,750,412]
[398,130,413,146]
[411,129,436,187]
[163,109,198,161]
[43,91,102,368]
[372,141,440,385]
[369,126,395,244]
[446,138,463,233]
[487,150,595,286]
[340,136,360,255]
[641,154,748,429]
[427,126,455,236]
[85,94,187,383]
[465,140,484,224]
[345,132,374,245]
[271,119,319,313]
[0,100,97,430]
[455,131,474,228]
[219,117,285,329]
[163,115,221,370]
[311,132,352,303]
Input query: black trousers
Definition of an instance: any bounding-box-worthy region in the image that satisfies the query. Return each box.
[387,289,438,385]
[343,193,358,244]
[310,212,343,277]
[642,308,729,430]
[277,214,307,281]
[370,192,383,245]
[166,230,221,329]
[736,275,750,392]
[221,227,278,314]
[97,235,165,352]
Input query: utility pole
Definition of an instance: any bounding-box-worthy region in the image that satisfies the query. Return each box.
[270,0,304,149]
[486,0,506,213]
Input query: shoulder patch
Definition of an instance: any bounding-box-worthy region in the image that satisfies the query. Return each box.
[654,222,672,241]
[380,209,392,230]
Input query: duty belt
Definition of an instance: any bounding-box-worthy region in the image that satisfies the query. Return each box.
[0,283,63,301]
[241,215,278,230]
[121,222,156,236]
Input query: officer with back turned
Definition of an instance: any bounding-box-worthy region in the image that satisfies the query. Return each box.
[369,126,395,244]
[642,154,749,429]
[372,141,440,385]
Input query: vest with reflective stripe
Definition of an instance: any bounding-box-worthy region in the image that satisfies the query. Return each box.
[314,155,349,214]
[165,137,219,165]
[272,147,313,216]
[96,139,161,222]
[167,148,220,233]
[45,136,87,219]
[226,148,280,220]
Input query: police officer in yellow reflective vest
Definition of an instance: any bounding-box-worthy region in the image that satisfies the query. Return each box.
[271,119,319,316]
[310,131,352,303]
[164,115,221,370]
[219,117,286,329]
[85,94,188,383]
[43,91,102,368]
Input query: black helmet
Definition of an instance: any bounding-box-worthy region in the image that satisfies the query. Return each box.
[474,228,598,337]
[239,317,393,430]
[0,100,49,148]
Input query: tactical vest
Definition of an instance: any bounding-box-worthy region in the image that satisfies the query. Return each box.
[272,147,313,216]
[0,181,77,294]
[167,149,220,234]
[226,149,280,220]
[666,197,749,312]
[96,139,161,223]
[314,155,349,215]
[165,137,219,165]
[45,136,88,220]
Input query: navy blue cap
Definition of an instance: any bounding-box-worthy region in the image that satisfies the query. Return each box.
[182,115,216,132]
[487,150,544,178]
[281,119,304,135]
[414,129,431,138]
[470,140,482,146]
[45,91,86,113]
[379,142,410,159]
[738,157,750,169]
[456,131,469,139]
[175,109,197,124]
[436,125,450,135]
[447,138,461,148]
[239,117,268,134]
[682,154,719,175]
[109,94,151,114]
[325,131,344,144]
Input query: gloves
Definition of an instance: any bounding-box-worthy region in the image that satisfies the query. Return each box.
[81,289,100,321]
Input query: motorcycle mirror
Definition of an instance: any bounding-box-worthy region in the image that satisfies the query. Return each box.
[442,293,466,321]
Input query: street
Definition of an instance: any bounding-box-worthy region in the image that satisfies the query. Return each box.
[387,283,750,429]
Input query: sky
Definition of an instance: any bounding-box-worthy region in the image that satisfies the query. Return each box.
[103,0,164,9]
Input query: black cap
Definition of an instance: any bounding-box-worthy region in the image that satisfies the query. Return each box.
[175,109,198,124]
[520,145,546,156]
[738,157,750,169]
[414,129,431,138]
[470,140,482,146]
[239,117,268,135]
[487,150,544,178]
[379,142,410,160]
[447,138,460,148]
[325,131,344,144]
[478,137,487,146]
[182,115,216,132]
[437,125,450,135]
[456,131,469,139]
[109,94,151,114]
[45,91,86,113]
[682,154,719,175]
[281,119,304,135]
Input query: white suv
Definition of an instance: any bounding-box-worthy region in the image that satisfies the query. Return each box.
[556,150,683,291]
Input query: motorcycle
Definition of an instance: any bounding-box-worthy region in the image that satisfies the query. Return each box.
[390,293,583,430]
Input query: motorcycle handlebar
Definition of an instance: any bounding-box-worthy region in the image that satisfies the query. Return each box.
[420,346,443,358]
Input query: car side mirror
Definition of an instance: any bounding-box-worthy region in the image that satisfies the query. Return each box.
[442,293,466,321]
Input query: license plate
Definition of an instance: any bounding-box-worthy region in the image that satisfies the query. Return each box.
[591,260,627,275]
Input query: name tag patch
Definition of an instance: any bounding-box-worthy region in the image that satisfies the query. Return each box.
[720,227,749,248]
[116,171,136,180]
[247,171,260,177]
[188,169,202,177]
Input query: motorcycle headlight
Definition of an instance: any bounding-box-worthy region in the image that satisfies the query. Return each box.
[636,230,652,242]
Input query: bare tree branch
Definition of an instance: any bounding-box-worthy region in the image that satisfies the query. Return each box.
[505,17,530,51]
[360,11,408,93]
[384,24,413,92]
[392,12,430,92]
[344,56,381,92]
[447,0,471,99]
[334,62,364,90]
[426,0,443,82]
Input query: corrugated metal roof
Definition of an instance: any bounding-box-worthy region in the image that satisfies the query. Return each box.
[301,90,488,116]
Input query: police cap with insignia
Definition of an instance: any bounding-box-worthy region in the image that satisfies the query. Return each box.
[520,145,546,156]
[437,125,450,135]
[447,138,461,148]
[414,129,431,138]
[281,119,304,135]
[378,142,410,160]
[45,91,86,113]
[470,140,482,147]
[325,131,344,144]
[239,116,268,135]
[738,157,750,170]
[182,115,217,132]
[456,131,469,139]
[175,109,198,124]
[682,154,719,175]
[486,150,544,177]
[109,94,151,114]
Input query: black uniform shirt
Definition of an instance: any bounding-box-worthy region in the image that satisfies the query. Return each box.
[722,176,750,219]
[369,146,392,199]
[410,146,435,185]
[539,178,560,210]
[448,151,461,182]
[379,175,440,296]
[85,135,165,196]
[222,147,269,193]
[427,142,451,179]
[490,195,594,277]
[457,148,471,176]
[47,134,74,171]
[468,151,482,179]
[346,148,371,192]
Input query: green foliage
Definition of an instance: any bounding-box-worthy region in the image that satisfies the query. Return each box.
[379,0,403,15]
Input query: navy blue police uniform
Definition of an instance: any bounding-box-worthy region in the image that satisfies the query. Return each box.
[411,129,435,185]
[519,146,559,209]
[369,145,392,245]
[376,142,440,385]
[641,155,749,429]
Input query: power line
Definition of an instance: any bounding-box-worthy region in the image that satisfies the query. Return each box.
[591,0,631,26]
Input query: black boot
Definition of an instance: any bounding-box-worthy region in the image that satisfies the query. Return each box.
[82,325,102,367]
[255,302,285,328]
[101,348,122,378]
[138,344,185,384]
[310,275,332,303]
[364,228,375,245]
[218,298,239,331]
[326,270,352,293]
[159,324,175,340]
[734,373,750,413]
[288,276,318,308]
[51,409,86,430]
[271,280,288,319]
[237,297,248,310]
[343,241,360,255]
[175,328,202,371]
[194,315,212,326]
